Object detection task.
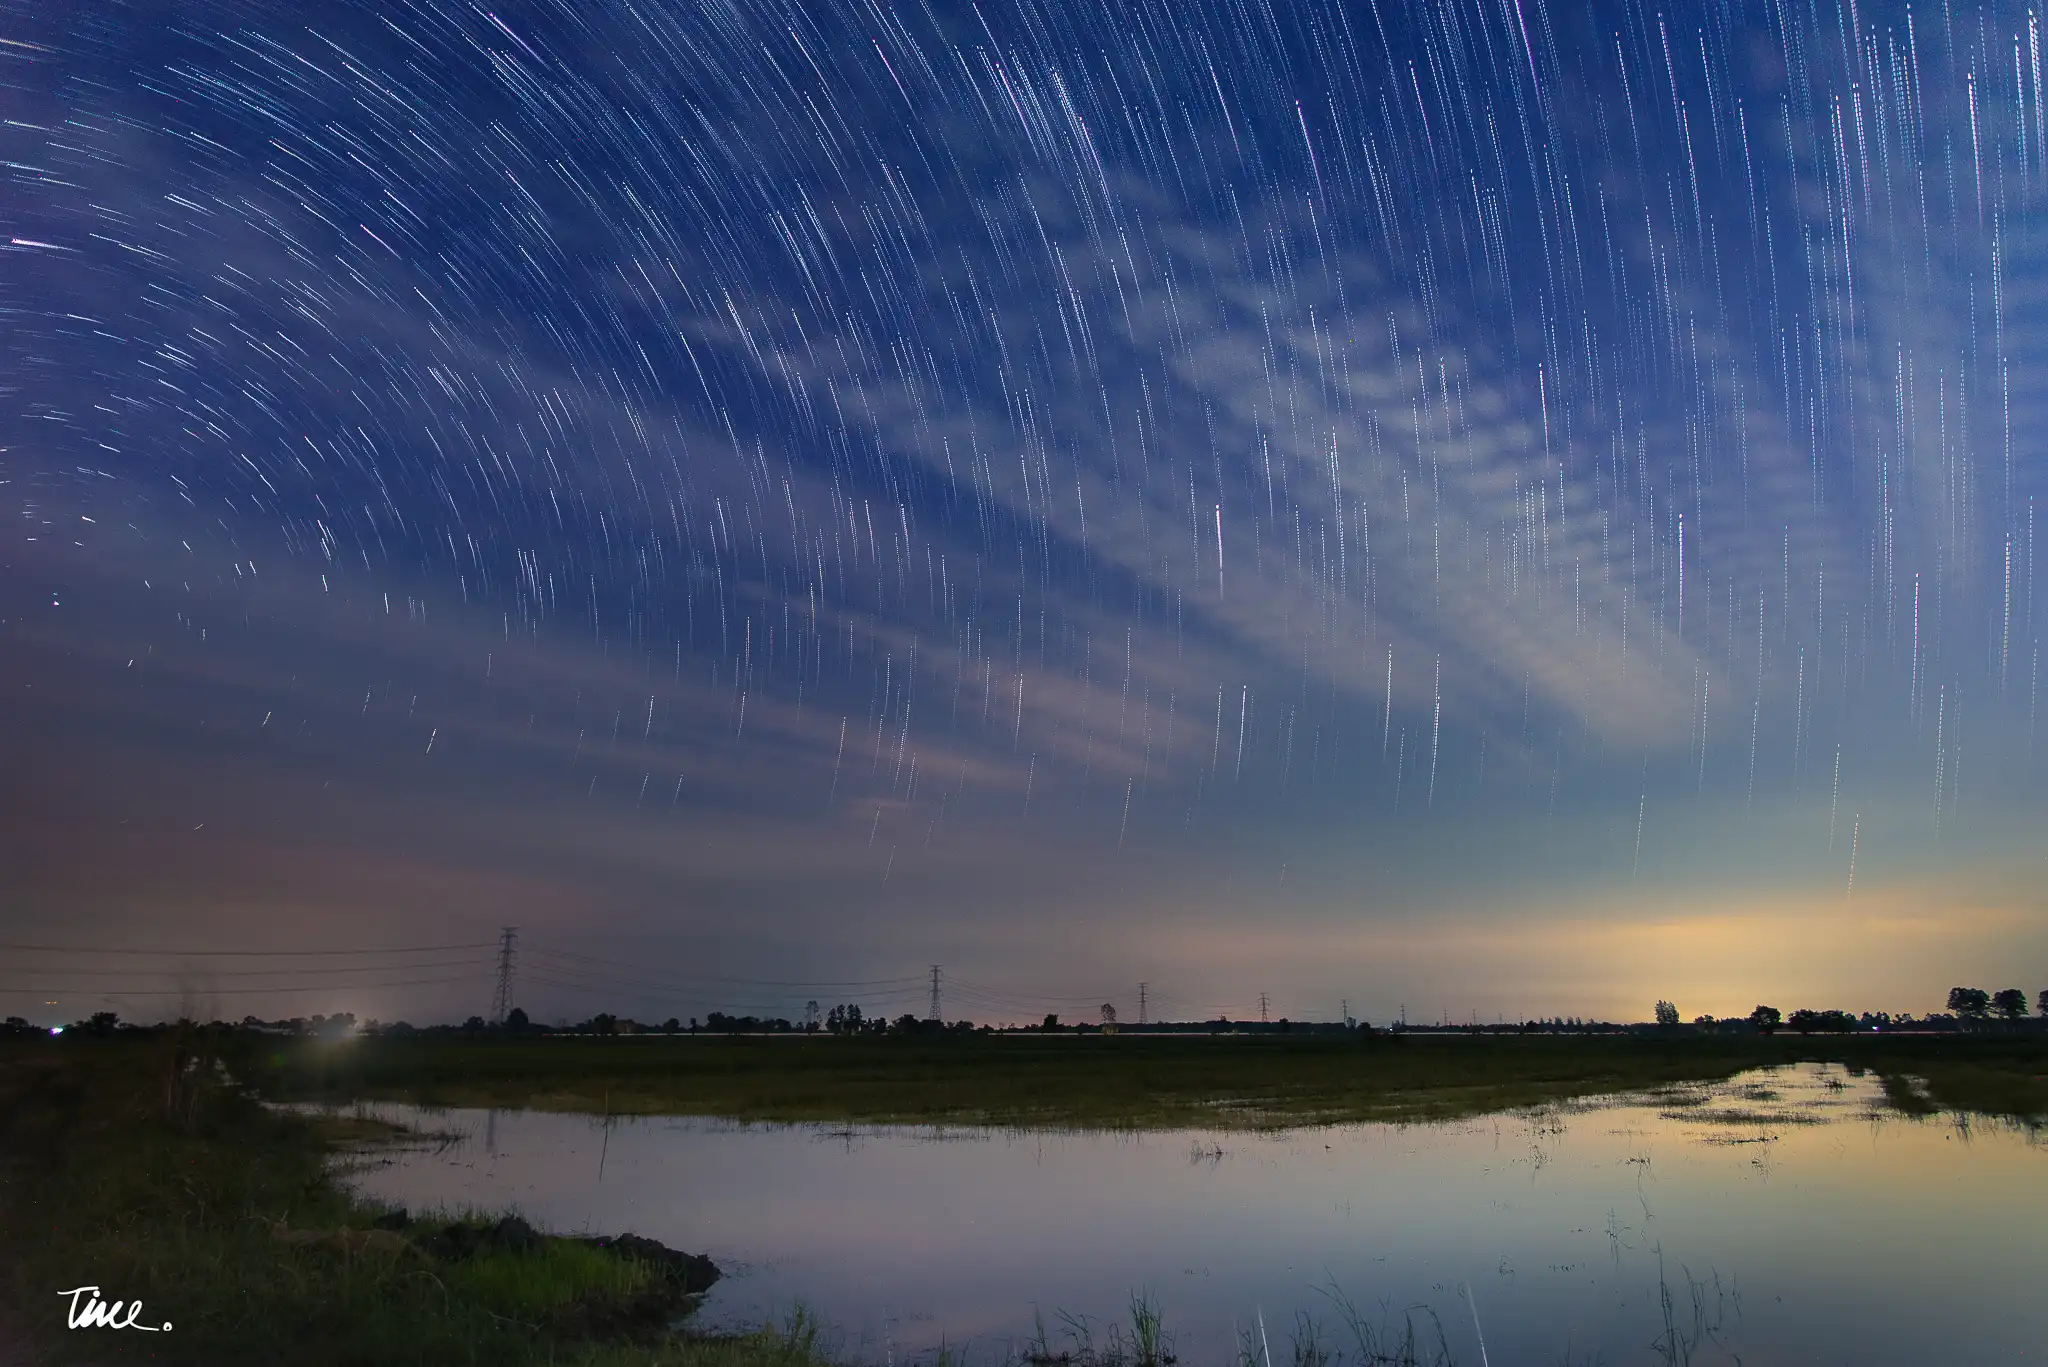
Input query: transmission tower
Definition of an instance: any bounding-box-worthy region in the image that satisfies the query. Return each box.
[928,964,941,1022]
[1258,991,1269,1023]
[1137,982,1148,1025]
[489,927,518,1024]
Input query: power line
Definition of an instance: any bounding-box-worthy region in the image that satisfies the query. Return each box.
[945,979,1242,1020]
[519,956,924,1004]
[945,976,1141,1005]
[1,935,1336,1026]
[525,947,925,988]
[0,940,495,957]
[0,959,489,979]
[517,971,922,1015]
[6,975,479,999]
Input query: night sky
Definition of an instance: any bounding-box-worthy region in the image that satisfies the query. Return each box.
[3,0,2043,1027]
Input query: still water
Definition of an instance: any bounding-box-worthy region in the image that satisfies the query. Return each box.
[338,1064,2044,1366]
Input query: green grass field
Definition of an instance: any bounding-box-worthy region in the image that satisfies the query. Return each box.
[235,1029,2048,1130]
[0,1035,835,1367]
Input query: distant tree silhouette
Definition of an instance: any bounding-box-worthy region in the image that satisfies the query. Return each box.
[1654,1001,1679,1027]
[1991,989,2028,1022]
[1748,1005,1781,1035]
[2039,989,2048,1019]
[1786,1009,1854,1033]
[503,1007,529,1032]
[1041,1013,1060,1032]
[1946,987,1991,1025]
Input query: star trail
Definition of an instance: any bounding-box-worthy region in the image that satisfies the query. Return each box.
[1,0,2042,1023]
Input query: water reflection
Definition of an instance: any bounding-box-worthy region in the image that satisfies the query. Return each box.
[336,1064,2044,1365]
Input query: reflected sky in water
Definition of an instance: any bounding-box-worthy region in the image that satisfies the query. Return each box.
[340,1065,2044,1365]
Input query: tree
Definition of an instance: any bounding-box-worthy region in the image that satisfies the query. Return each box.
[1041,1013,1060,1032]
[1654,1001,1680,1027]
[2039,989,2048,1019]
[1991,989,2028,1022]
[1946,987,1991,1024]
[1748,1005,1782,1035]
[1787,1008,1819,1034]
[504,1007,529,1032]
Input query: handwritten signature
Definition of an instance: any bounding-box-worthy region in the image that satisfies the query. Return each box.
[59,1286,172,1332]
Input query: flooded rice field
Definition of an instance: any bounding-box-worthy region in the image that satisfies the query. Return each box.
[336,1064,2045,1365]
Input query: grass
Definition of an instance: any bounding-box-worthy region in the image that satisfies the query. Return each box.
[1022,1295,1177,1367]
[1855,1050,2048,1123]
[0,1034,840,1367]
[232,1033,1755,1131]
[1266,1288,1458,1367]
[233,1030,2048,1131]
[6,1029,2041,1366]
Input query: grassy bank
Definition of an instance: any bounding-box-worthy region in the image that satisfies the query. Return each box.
[5,1031,2040,1366]
[231,1029,2048,1130]
[0,1035,836,1367]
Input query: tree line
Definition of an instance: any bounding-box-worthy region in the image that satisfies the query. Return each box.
[12,986,2045,1039]
[1652,987,2048,1035]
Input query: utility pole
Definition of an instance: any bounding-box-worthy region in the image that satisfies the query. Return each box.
[1258,991,1269,1023]
[489,927,518,1025]
[1138,983,1148,1026]
[928,964,941,1022]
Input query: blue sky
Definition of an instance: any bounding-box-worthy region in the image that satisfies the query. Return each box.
[2,0,2042,1024]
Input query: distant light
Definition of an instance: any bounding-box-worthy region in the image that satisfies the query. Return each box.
[49,1026,62,1035]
